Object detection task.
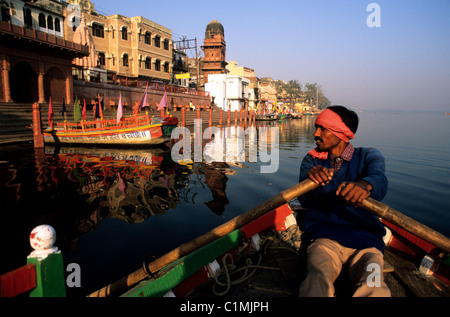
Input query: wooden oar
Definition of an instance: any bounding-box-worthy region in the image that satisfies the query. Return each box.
[360,198,450,253]
[88,179,319,297]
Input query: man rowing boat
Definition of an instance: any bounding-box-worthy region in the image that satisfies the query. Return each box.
[298,105,391,297]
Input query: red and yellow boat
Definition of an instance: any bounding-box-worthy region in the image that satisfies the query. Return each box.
[43,114,178,146]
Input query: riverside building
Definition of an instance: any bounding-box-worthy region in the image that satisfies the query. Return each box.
[64,0,173,85]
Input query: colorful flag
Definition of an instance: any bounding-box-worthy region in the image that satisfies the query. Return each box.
[117,92,123,124]
[117,173,127,198]
[133,98,141,115]
[157,91,168,111]
[73,97,81,123]
[61,97,66,117]
[48,97,54,127]
[137,85,148,111]
[82,98,87,121]
[98,94,104,119]
[94,101,100,119]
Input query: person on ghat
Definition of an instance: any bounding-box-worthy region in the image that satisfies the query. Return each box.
[298,105,391,297]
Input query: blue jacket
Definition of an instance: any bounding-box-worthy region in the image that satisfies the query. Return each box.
[298,147,388,253]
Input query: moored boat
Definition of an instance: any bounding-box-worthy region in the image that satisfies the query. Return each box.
[43,114,178,146]
[291,112,303,119]
[255,113,277,121]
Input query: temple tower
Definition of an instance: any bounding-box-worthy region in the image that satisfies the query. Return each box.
[201,20,227,84]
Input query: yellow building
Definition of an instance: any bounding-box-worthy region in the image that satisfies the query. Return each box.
[259,77,277,110]
[64,0,172,84]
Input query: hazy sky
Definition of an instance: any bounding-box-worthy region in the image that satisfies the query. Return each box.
[90,0,449,112]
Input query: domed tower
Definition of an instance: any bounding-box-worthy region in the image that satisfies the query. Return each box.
[201,20,227,84]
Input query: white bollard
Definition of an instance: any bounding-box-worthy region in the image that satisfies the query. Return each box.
[28,224,60,260]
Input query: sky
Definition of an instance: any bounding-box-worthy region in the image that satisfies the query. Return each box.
[90,0,450,112]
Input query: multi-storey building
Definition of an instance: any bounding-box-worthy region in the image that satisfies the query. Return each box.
[172,41,190,88]
[0,0,88,104]
[64,0,173,84]
[259,77,278,111]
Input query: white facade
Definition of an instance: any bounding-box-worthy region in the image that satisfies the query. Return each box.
[205,74,250,111]
[204,74,227,109]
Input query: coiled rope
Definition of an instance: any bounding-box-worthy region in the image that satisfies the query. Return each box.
[211,231,300,296]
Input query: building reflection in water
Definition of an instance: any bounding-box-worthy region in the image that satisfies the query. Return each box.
[42,146,182,231]
[31,142,235,247]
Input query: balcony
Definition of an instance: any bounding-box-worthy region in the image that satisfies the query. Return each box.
[0,20,89,57]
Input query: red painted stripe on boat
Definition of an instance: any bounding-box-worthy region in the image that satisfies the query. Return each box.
[1,264,36,297]
[241,204,293,239]
[382,219,437,254]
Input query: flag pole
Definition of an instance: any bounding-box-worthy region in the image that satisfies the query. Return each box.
[48,97,54,130]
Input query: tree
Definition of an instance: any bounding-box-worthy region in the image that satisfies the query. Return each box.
[275,80,302,109]
[274,80,331,110]
[304,83,330,109]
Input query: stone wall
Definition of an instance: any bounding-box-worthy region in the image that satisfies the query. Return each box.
[73,80,211,109]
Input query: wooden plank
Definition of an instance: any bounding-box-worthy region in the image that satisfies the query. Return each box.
[1,264,36,297]
[122,230,243,297]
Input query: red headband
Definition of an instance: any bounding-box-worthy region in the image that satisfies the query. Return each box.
[315,108,354,142]
[308,109,354,159]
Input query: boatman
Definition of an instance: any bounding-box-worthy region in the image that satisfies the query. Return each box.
[298,105,391,297]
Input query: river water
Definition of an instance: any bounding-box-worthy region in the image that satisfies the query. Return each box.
[1,111,449,296]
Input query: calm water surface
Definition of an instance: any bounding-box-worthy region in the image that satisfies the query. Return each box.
[1,112,449,296]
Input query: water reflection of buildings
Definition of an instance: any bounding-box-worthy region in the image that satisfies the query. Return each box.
[31,145,236,248]
[42,146,181,230]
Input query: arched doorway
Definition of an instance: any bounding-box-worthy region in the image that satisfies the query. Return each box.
[10,62,38,103]
[45,67,66,103]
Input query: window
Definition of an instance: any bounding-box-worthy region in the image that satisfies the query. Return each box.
[1,2,10,22]
[98,52,105,66]
[145,57,151,70]
[153,35,160,48]
[123,54,129,67]
[92,23,104,38]
[55,18,60,32]
[163,39,169,50]
[163,62,169,73]
[145,32,151,45]
[39,13,46,28]
[47,16,53,30]
[121,27,128,40]
[23,8,32,28]
[155,60,160,71]
[111,26,114,39]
